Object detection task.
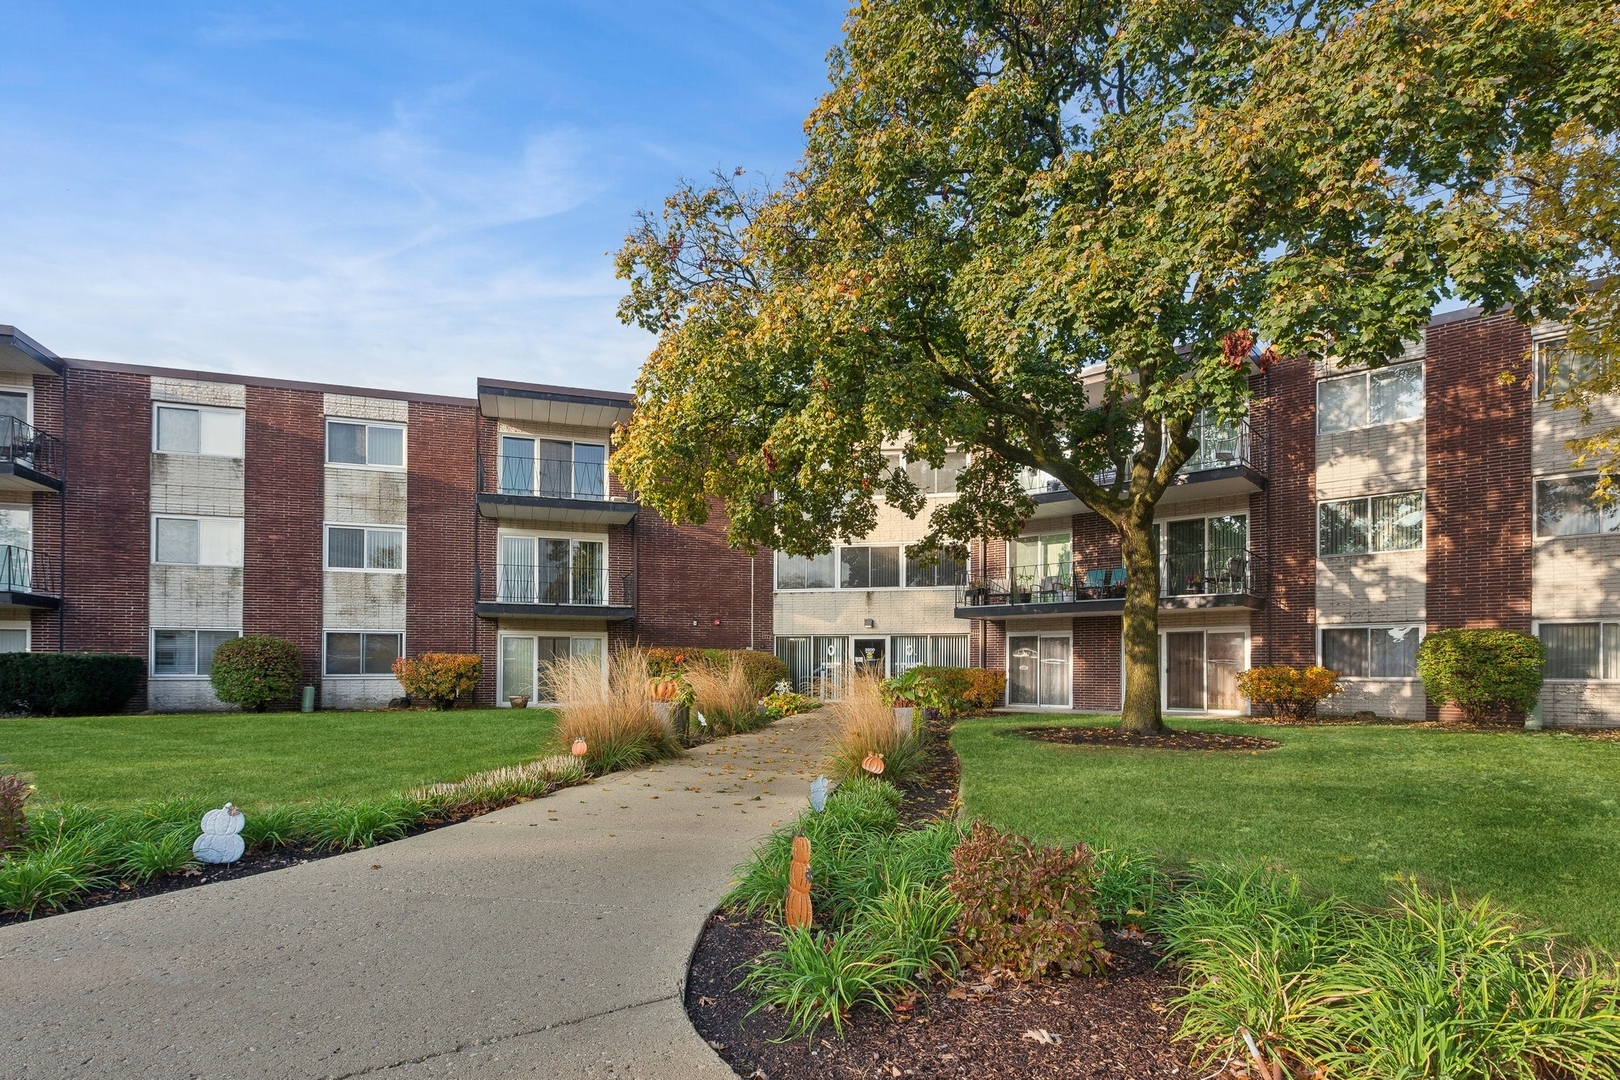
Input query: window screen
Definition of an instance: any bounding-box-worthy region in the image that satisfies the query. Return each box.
[156,407,202,454]
[328,527,365,568]
[366,529,403,570]
[326,421,403,466]
[154,518,200,564]
[153,630,197,675]
[1541,623,1602,680]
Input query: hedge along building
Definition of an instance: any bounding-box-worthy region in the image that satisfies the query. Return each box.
[950,306,1620,729]
[0,324,771,711]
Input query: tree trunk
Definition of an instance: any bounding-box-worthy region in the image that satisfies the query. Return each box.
[1118,513,1165,734]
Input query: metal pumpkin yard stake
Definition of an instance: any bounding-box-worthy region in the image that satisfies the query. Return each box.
[193,803,246,864]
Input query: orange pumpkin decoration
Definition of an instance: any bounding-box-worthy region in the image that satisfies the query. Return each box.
[571,737,588,758]
[861,752,885,776]
[785,834,813,929]
[647,677,681,702]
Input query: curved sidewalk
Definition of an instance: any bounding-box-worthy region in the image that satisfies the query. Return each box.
[1,709,838,1079]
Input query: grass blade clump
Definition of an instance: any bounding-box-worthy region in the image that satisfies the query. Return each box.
[0,842,108,916]
[684,660,767,735]
[738,926,913,1038]
[826,673,925,785]
[240,805,305,848]
[858,874,962,983]
[302,798,419,850]
[543,650,678,773]
[118,830,198,884]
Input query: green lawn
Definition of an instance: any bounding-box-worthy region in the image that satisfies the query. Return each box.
[953,714,1620,948]
[1,708,557,809]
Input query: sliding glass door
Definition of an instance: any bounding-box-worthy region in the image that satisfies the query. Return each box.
[1008,634,1071,707]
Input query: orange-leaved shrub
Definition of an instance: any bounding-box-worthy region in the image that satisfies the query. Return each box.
[1237,665,1344,720]
[947,822,1109,979]
[393,653,482,710]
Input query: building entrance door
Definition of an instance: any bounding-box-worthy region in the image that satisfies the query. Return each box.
[852,638,887,678]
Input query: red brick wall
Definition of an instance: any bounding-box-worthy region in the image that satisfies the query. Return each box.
[407,399,479,656]
[1072,616,1122,710]
[631,501,770,651]
[244,387,325,687]
[57,369,150,661]
[1251,356,1317,667]
[1071,512,1120,569]
[30,372,66,651]
[1424,313,1533,634]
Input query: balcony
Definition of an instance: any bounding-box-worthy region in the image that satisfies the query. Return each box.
[954,549,1263,619]
[476,454,639,527]
[474,563,636,620]
[0,546,61,609]
[0,417,65,493]
[1016,416,1266,521]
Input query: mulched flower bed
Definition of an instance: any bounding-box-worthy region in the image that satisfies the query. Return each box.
[687,715,1199,1080]
[1016,726,1279,752]
[688,912,1194,1080]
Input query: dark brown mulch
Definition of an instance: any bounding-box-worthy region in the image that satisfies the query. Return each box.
[1016,726,1279,752]
[687,913,1195,1080]
[687,714,1197,1080]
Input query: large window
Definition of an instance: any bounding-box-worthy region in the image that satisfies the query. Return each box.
[325,525,404,571]
[153,629,240,676]
[153,516,244,566]
[776,550,836,590]
[326,419,404,468]
[499,634,604,703]
[1539,622,1620,680]
[498,534,605,605]
[1534,339,1601,399]
[1535,474,1620,537]
[840,545,901,589]
[1321,626,1421,678]
[884,451,968,495]
[324,631,402,676]
[904,551,966,588]
[1318,493,1423,556]
[1010,533,1072,588]
[499,436,606,500]
[1317,362,1424,433]
[891,635,970,675]
[0,626,27,653]
[154,404,245,457]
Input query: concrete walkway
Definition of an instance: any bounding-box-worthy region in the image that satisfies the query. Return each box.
[1,709,839,1079]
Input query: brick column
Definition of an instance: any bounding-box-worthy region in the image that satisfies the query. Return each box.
[1252,356,1317,667]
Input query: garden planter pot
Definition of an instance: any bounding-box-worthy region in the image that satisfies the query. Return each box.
[893,706,916,737]
[653,701,673,726]
[507,695,530,709]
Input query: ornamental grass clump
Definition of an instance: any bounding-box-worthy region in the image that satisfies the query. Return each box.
[542,649,678,773]
[728,778,965,1038]
[1155,866,1620,1080]
[683,659,766,735]
[412,755,587,815]
[827,672,925,784]
[0,770,31,853]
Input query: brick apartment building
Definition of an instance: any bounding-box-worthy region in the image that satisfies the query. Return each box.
[3,305,1617,726]
[947,308,1620,729]
[0,324,770,711]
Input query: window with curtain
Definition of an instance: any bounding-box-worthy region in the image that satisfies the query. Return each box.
[1536,474,1620,537]
[326,525,404,570]
[1535,340,1599,399]
[1540,622,1620,680]
[1319,494,1423,555]
[153,629,240,676]
[775,551,835,589]
[1011,533,1072,587]
[1321,626,1421,678]
[324,631,402,676]
[1317,361,1424,433]
[155,405,245,457]
[498,535,604,604]
[153,516,244,566]
[326,420,404,467]
[840,545,901,589]
[905,550,966,588]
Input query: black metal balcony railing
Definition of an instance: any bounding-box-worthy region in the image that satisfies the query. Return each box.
[0,545,59,597]
[0,416,64,482]
[478,563,635,609]
[494,454,622,502]
[956,549,1261,608]
[1017,417,1262,495]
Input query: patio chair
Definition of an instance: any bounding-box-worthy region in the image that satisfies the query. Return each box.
[1219,555,1248,593]
[1038,575,1061,602]
[1105,566,1128,598]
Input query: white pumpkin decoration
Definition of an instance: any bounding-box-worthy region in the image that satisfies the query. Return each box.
[193,802,246,865]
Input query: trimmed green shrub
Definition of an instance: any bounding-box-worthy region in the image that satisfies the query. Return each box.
[392,652,482,710]
[0,653,143,716]
[210,635,303,712]
[1416,628,1546,722]
[885,666,1005,716]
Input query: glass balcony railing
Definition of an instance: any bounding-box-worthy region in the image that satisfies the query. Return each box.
[957,549,1260,608]
[479,563,634,608]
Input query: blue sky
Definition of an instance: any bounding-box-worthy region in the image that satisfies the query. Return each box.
[0,2,847,395]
